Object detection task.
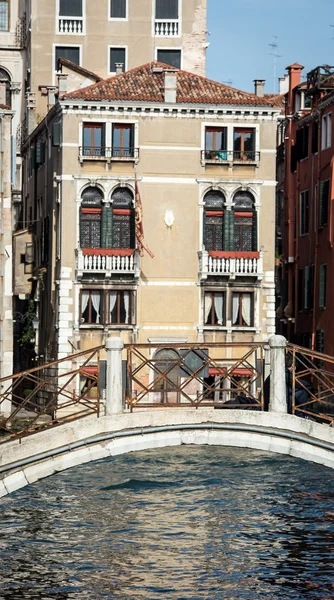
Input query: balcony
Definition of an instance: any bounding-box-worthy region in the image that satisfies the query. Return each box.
[79,147,139,163]
[201,150,260,166]
[58,16,84,34]
[155,19,179,36]
[199,251,263,280]
[77,249,140,279]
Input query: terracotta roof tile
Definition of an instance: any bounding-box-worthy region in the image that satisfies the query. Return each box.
[264,93,285,111]
[63,62,277,107]
[58,57,102,82]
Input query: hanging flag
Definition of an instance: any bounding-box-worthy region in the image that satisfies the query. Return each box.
[135,179,154,258]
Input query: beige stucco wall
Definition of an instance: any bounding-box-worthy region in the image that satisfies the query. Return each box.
[22,101,278,358]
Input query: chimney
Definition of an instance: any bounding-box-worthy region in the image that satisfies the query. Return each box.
[286,63,304,113]
[115,63,124,75]
[254,79,265,97]
[57,73,68,96]
[26,92,36,134]
[47,87,58,110]
[0,83,6,105]
[164,70,177,103]
[279,74,289,95]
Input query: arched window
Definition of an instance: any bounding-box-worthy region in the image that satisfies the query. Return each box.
[0,67,11,107]
[80,187,103,248]
[111,187,135,249]
[0,1,9,32]
[153,348,180,404]
[233,191,257,252]
[203,190,225,251]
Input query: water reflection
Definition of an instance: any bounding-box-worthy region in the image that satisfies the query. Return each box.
[0,447,333,599]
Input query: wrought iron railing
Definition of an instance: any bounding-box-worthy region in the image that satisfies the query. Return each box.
[125,343,264,410]
[201,150,260,163]
[286,344,334,423]
[79,147,139,160]
[0,346,103,444]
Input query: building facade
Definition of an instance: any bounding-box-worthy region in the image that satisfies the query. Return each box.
[19,63,280,388]
[278,64,334,354]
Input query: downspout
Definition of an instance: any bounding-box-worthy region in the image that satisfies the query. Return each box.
[311,116,321,350]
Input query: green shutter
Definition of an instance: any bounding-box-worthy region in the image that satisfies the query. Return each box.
[252,211,257,251]
[101,205,113,248]
[223,210,234,251]
[52,122,61,147]
[319,264,327,308]
[319,180,329,226]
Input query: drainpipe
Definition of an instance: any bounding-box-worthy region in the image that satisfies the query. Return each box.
[311,113,322,350]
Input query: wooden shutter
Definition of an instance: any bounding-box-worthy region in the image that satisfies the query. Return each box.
[319,264,327,308]
[319,180,329,226]
[252,211,257,251]
[101,205,113,248]
[52,122,61,147]
[223,210,234,251]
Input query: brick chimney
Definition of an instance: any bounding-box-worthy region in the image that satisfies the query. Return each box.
[164,70,177,103]
[286,63,304,113]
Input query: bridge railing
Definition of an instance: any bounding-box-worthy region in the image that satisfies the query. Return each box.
[0,346,103,444]
[125,343,265,411]
[286,343,334,423]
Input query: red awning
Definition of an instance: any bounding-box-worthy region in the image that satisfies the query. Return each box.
[80,366,98,376]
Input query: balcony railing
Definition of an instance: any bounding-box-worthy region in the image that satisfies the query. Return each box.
[155,19,179,36]
[77,249,140,279]
[201,150,260,164]
[58,16,84,34]
[199,250,263,279]
[79,147,139,162]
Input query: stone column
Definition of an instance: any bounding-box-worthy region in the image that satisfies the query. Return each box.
[105,337,124,416]
[269,335,287,413]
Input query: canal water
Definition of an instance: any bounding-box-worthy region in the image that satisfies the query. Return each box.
[0,446,333,599]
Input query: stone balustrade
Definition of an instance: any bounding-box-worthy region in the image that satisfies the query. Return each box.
[154,19,179,36]
[199,250,263,279]
[58,17,84,34]
[76,249,140,279]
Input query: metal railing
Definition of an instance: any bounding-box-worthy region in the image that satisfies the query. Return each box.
[126,343,264,410]
[286,344,334,423]
[0,346,103,444]
[155,19,179,36]
[79,147,139,160]
[201,150,260,163]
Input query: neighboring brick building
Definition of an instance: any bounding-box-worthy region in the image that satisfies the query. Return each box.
[277,64,334,354]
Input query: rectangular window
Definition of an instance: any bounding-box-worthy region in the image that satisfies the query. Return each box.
[156,0,178,19]
[0,0,9,31]
[312,121,318,154]
[59,0,82,16]
[110,0,126,18]
[112,123,134,157]
[157,49,181,69]
[55,46,80,69]
[205,127,227,160]
[322,113,332,150]
[107,290,133,325]
[296,127,308,160]
[304,265,314,310]
[233,128,256,161]
[232,293,254,327]
[204,292,225,326]
[319,264,327,309]
[109,47,126,73]
[83,123,105,156]
[319,179,329,227]
[81,290,103,324]
[298,268,303,311]
[299,190,309,235]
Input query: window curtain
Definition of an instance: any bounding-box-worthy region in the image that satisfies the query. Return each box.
[204,294,212,323]
[123,291,130,324]
[232,293,240,325]
[81,291,89,317]
[91,291,101,324]
[241,294,251,326]
[214,293,224,326]
[109,291,117,321]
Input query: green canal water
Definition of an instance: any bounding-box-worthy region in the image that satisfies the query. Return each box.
[0,446,333,599]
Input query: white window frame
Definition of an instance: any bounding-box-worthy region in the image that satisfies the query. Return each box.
[78,119,139,160]
[322,112,332,150]
[152,0,182,38]
[53,43,82,85]
[108,45,128,75]
[109,0,128,21]
[299,189,309,236]
[201,122,260,160]
[155,47,183,69]
[55,0,86,35]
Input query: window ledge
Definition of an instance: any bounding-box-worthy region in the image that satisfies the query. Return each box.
[80,324,104,329]
[104,325,134,330]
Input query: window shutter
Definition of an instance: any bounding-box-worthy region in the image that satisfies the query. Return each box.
[319,180,329,226]
[101,205,113,248]
[319,264,327,308]
[252,211,257,251]
[304,266,310,309]
[52,122,61,147]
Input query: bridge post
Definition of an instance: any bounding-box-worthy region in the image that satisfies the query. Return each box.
[105,337,124,415]
[269,335,287,414]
